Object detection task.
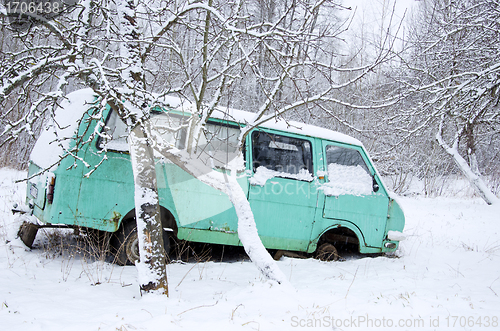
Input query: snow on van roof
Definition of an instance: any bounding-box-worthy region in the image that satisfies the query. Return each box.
[30,88,97,169]
[31,90,363,170]
[162,96,363,147]
[216,108,362,146]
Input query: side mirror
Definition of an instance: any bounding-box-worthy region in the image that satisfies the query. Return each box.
[372,176,380,192]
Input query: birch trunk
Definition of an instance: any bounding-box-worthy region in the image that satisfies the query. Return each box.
[224,174,288,284]
[436,131,498,205]
[156,143,288,285]
[128,123,169,295]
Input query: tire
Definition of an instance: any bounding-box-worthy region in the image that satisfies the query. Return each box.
[315,243,340,261]
[17,220,39,249]
[111,219,171,266]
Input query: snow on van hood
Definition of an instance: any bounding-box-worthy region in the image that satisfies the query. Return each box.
[30,88,97,170]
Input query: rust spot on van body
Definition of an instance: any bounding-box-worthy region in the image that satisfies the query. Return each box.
[110,211,122,231]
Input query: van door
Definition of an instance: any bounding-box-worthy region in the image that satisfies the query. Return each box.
[320,141,389,249]
[248,130,317,252]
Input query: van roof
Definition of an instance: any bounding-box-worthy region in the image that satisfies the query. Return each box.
[163,95,364,147]
[30,89,364,170]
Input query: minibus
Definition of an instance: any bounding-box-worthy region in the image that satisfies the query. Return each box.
[20,90,405,264]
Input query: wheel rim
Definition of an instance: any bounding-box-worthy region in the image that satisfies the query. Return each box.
[123,230,172,264]
[125,232,140,264]
[316,243,340,261]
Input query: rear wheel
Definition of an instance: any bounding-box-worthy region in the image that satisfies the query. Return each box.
[111,219,171,266]
[17,220,39,249]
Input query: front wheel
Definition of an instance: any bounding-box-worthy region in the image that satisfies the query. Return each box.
[315,243,341,261]
[111,220,171,266]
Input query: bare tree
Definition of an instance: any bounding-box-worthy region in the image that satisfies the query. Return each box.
[0,0,394,292]
[397,0,500,204]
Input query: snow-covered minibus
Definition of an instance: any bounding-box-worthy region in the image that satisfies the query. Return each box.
[19,89,405,264]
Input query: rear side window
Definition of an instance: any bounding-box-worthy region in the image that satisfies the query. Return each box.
[196,122,241,168]
[98,111,188,152]
[149,112,188,150]
[252,131,313,175]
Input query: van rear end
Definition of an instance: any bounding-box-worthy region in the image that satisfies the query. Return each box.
[25,161,52,222]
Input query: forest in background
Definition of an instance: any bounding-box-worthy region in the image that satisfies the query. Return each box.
[1,0,499,198]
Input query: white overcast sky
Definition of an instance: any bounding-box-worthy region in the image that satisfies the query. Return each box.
[341,0,419,53]
[346,0,416,27]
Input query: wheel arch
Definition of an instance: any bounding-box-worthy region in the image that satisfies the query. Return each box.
[118,205,178,236]
[310,223,364,253]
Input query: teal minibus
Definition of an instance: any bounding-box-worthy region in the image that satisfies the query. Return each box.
[20,90,405,264]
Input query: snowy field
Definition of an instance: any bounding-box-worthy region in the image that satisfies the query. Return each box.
[1,168,499,330]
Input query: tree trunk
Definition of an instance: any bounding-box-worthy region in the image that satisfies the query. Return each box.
[224,173,288,284]
[155,143,288,285]
[436,131,498,205]
[128,123,169,295]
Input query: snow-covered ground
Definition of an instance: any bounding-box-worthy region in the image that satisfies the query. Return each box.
[1,168,499,330]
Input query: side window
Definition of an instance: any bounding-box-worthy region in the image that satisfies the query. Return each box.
[149,112,188,150]
[97,110,130,151]
[98,111,188,152]
[252,131,313,176]
[323,144,373,195]
[197,122,241,168]
[325,145,370,174]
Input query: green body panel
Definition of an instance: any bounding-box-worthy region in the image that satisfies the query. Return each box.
[248,176,318,251]
[27,145,86,226]
[27,162,47,210]
[382,196,406,250]
[26,107,405,255]
[177,227,240,246]
[76,148,134,232]
[323,193,388,248]
[386,197,405,233]
[160,163,240,232]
